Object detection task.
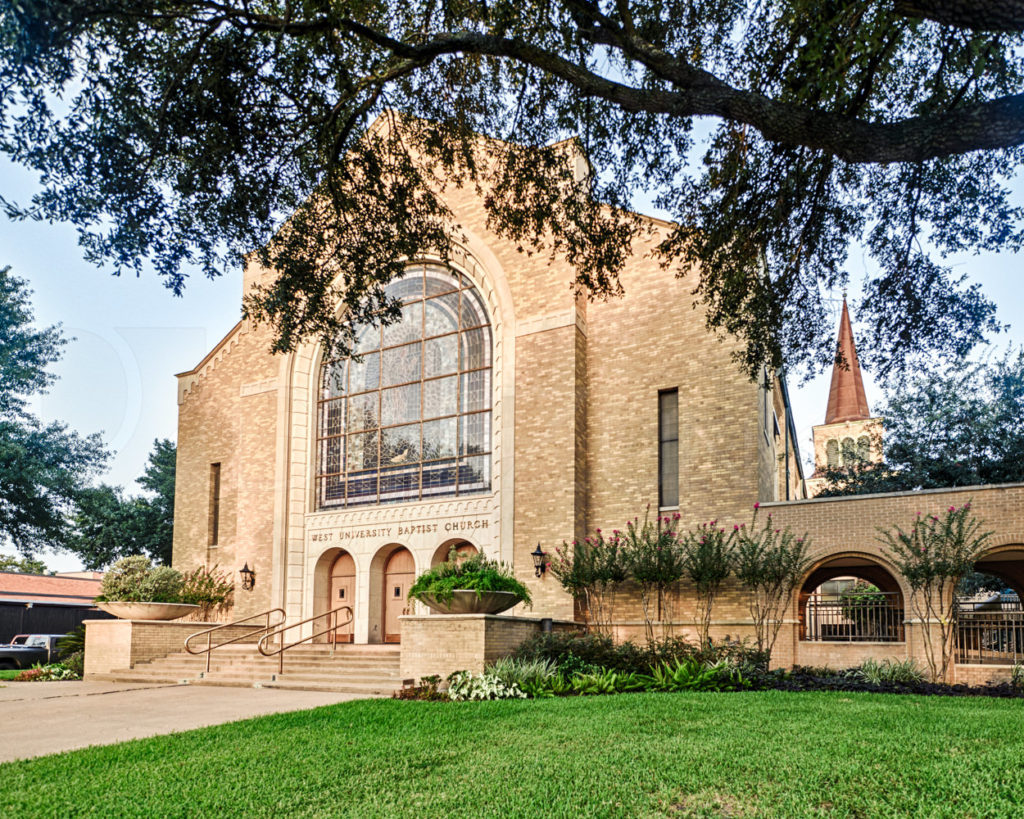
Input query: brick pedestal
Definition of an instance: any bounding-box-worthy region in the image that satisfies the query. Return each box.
[399,614,578,682]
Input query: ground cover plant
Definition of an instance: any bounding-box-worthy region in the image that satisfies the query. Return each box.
[5,692,1024,817]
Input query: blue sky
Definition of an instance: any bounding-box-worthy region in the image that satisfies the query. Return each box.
[2,154,1023,572]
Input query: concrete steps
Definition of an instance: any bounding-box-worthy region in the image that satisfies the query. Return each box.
[93,643,402,695]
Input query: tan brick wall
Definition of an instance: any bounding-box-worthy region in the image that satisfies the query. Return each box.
[954,664,1014,686]
[173,319,280,619]
[399,614,577,681]
[83,619,262,677]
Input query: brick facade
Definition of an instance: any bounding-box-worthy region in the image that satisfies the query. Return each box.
[170,123,1024,682]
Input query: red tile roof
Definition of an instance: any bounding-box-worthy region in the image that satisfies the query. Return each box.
[0,572,102,606]
[825,298,872,425]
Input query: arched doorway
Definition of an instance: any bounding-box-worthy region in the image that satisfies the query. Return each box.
[383,547,415,643]
[956,545,1024,664]
[431,539,478,567]
[798,554,905,642]
[327,551,356,643]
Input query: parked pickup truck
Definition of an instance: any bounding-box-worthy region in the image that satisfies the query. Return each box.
[0,634,68,670]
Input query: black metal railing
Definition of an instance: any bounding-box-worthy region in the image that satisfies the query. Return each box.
[956,595,1024,664]
[802,591,904,642]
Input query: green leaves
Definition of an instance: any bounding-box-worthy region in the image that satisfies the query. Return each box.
[407,549,531,606]
[2,3,1021,379]
[0,268,108,555]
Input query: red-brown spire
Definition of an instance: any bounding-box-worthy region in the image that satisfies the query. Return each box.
[825,298,871,424]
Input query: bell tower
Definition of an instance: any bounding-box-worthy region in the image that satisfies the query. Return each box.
[806,297,883,496]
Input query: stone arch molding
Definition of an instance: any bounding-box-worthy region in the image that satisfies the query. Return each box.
[279,236,517,631]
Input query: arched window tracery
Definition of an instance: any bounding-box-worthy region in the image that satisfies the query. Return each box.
[316,264,492,508]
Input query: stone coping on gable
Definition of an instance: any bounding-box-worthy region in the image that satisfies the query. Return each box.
[762,481,1024,509]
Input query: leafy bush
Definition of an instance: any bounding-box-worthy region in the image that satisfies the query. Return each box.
[512,632,767,675]
[98,556,184,603]
[446,670,527,701]
[63,651,85,678]
[855,658,925,685]
[646,658,751,692]
[486,657,557,693]
[408,550,531,607]
[512,632,645,672]
[15,662,80,682]
[180,565,234,620]
[1012,663,1024,692]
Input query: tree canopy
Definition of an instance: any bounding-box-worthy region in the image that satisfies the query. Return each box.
[65,439,176,569]
[818,348,1024,496]
[0,266,107,555]
[2,1,1022,378]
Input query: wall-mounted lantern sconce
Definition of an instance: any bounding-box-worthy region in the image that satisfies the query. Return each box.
[240,562,256,591]
[531,544,548,578]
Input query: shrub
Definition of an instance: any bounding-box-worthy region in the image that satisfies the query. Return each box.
[1012,663,1024,692]
[512,632,768,676]
[98,556,184,603]
[646,658,751,692]
[15,662,80,682]
[409,550,531,607]
[855,658,925,685]
[486,657,558,692]
[446,671,527,701]
[180,565,235,620]
[513,632,639,672]
[63,651,85,678]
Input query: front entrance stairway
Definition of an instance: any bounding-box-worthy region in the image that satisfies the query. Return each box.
[93,644,401,696]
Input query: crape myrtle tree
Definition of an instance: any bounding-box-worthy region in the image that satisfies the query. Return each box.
[0,266,107,556]
[2,2,1022,378]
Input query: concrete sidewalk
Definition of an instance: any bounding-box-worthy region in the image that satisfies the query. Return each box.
[0,680,367,763]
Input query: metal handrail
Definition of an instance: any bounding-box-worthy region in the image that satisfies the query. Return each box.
[257,605,354,674]
[185,607,286,673]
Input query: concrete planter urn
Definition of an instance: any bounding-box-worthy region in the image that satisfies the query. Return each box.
[96,601,200,621]
[417,590,521,615]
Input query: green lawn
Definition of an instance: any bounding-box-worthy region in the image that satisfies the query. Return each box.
[0,668,20,680]
[2,691,1023,817]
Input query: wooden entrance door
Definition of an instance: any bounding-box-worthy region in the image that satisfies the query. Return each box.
[328,552,356,643]
[383,548,415,643]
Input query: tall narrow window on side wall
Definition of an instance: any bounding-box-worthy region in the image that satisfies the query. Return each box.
[658,389,679,509]
[208,463,221,546]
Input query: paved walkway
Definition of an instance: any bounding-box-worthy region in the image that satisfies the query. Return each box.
[0,680,367,763]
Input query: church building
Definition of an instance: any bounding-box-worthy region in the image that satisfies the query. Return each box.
[169,138,805,646]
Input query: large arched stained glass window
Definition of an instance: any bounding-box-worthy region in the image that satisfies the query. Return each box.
[316,264,493,508]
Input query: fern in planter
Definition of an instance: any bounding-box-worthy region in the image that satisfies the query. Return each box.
[408,549,532,607]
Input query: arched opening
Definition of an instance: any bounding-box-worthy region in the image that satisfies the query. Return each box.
[826,439,839,468]
[799,554,905,642]
[956,545,1024,665]
[312,548,359,643]
[368,545,416,644]
[431,539,479,568]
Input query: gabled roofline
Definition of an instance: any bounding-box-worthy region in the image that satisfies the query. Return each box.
[176,320,244,378]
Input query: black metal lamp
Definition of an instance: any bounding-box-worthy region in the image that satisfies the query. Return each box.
[531,544,548,578]
[240,562,256,591]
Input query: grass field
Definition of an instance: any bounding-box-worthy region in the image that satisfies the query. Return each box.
[2,690,1023,817]
[0,668,20,680]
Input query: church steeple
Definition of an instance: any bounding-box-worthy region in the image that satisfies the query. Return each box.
[824,297,871,425]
